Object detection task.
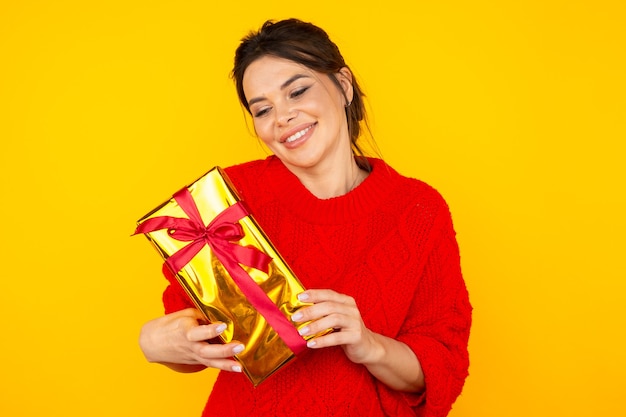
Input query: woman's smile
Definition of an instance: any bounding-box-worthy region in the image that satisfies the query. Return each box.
[281,123,317,147]
[242,55,353,174]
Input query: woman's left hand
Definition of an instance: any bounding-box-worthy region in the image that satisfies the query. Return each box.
[291,289,425,392]
[291,289,383,365]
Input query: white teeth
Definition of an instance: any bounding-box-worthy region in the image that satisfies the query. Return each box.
[285,125,312,143]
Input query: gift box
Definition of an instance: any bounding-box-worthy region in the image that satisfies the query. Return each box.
[134,167,325,386]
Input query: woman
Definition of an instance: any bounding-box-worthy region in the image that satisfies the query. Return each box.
[139,18,472,417]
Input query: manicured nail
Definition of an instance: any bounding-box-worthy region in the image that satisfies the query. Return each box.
[291,312,303,321]
[215,323,227,334]
[232,365,242,372]
[298,326,310,336]
[232,344,245,354]
[297,292,310,301]
[307,340,317,348]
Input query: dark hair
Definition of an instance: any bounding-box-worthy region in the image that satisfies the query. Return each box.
[232,18,373,160]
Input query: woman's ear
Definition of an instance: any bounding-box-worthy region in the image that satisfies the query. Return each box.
[336,67,354,106]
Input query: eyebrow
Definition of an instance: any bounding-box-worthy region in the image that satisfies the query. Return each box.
[247,74,311,107]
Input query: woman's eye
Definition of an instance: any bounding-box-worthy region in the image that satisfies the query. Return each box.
[290,86,309,99]
[253,107,270,118]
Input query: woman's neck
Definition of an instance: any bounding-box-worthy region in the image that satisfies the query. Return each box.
[288,155,368,200]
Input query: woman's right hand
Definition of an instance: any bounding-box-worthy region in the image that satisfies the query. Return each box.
[139,308,245,373]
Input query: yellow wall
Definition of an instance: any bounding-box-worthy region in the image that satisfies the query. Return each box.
[1,1,624,415]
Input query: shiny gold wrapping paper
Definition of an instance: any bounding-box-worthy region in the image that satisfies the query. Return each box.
[136,167,324,386]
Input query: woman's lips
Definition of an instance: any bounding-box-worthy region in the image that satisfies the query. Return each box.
[280,123,317,145]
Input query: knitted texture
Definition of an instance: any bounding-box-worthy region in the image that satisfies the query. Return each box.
[162,156,472,417]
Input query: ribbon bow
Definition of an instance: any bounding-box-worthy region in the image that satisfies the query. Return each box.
[135,187,306,355]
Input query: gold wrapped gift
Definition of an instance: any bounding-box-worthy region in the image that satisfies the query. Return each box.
[135,167,325,386]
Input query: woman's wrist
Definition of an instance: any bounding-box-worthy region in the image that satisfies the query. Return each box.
[139,322,159,363]
[358,331,387,365]
[360,332,425,392]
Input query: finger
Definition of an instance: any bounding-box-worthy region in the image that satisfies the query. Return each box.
[174,307,206,321]
[305,329,359,349]
[291,300,355,323]
[195,340,245,358]
[195,342,247,372]
[200,357,244,373]
[187,322,228,342]
[298,289,356,305]
[297,312,357,338]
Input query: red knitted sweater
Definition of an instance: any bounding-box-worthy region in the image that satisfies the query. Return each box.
[162,156,472,417]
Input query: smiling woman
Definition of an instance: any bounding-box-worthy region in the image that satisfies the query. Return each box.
[138,18,472,417]
[242,56,357,198]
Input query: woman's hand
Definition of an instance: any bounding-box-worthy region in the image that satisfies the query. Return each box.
[291,289,425,392]
[290,289,380,364]
[139,308,244,373]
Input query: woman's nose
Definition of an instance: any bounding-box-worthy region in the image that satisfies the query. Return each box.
[276,104,296,126]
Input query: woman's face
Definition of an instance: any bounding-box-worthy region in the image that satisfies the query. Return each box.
[242,55,354,174]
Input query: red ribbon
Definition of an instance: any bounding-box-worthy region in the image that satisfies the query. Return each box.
[135,187,306,355]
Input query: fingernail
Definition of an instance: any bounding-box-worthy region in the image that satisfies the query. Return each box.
[215,324,227,334]
[297,292,310,301]
[232,365,242,372]
[232,344,245,354]
[298,326,310,336]
[291,312,303,321]
[307,340,317,348]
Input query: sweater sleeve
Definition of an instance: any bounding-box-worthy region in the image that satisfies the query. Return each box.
[161,265,195,314]
[394,207,472,417]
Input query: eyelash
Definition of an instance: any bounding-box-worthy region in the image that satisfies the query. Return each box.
[254,108,270,118]
[252,86,311,118]
[290,86,309,99]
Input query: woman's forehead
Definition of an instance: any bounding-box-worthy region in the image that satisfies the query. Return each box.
[242,56,322,96]
[244,56,314,81]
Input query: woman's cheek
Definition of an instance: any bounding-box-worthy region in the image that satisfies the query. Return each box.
[253,121,271,145]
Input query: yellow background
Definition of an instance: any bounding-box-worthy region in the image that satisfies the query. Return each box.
[1,1,624,416]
